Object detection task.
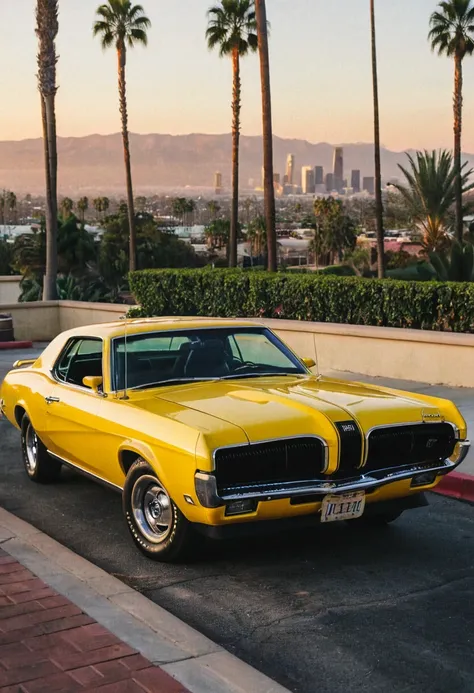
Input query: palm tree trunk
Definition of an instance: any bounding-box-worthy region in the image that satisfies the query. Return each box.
[255,0,277,272]
[42,93,58,300]
[454,54,463,243]
[229,47,241,268]
[117,46,137,273]
[370,0,385,279]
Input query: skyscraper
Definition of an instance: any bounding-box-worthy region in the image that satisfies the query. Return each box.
[325,173,334,192]
[214,172,222,195]
[314,166,324,185]
[301,166,315,194]
[363,177,375,195]
[286,154,295,186]
[351,170,361,193]
[333,147,344,193]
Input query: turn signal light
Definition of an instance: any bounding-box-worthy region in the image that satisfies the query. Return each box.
[225,499,258,516]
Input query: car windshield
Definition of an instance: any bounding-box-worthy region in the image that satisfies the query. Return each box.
[112,327,309,391]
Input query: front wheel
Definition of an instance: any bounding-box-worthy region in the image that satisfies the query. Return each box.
[21,415,62,483]
[122,459,195,562]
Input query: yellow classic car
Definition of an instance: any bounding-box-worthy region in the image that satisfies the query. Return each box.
[0,318,470,561]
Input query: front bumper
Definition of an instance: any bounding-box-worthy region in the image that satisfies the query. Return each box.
[195,440,471,509]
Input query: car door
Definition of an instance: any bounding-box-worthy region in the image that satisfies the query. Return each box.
[45,337,105,473]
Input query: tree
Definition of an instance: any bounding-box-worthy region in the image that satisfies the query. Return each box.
[207,200,221,221]
[206,0,257,268]
[61,197,74,219]
[135,195,147,212]
[370,0,385,278]
[205,219,232,250]
[172,198,187,225]
[7,192,17,224]
[247,215,266,259]
[77,196,89,223]
[313,197,357,265]
[93,0,151,273]
[36,0,59,300]
[429,0,474,242]
[393,150,474,252]
[255,0,276,271]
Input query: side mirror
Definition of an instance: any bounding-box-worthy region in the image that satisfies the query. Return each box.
[301,357,316,369]
[83,376,103,393]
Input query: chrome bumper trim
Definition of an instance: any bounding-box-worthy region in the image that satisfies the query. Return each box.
[195,440,470,509]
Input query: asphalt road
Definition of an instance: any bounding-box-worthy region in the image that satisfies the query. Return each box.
[1,355,474,692]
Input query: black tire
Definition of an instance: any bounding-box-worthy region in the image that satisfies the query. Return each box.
[122,458,195,562]
[20,415,62,483]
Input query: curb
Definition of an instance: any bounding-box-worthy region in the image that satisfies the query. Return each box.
[0,341,34,350]
[434,472,474,503]
[0,507,290,693]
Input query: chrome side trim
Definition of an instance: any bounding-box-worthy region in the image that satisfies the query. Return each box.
[47,451,123,493]
[211,435,330,473]
[195,441,470,508]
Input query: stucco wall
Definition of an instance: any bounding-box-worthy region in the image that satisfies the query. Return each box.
[0,302,60,342]
[0,277,21,304]
[1,301,473,388]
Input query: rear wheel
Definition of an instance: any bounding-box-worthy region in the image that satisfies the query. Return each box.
[21,415,61,483]
[123,458,195,562]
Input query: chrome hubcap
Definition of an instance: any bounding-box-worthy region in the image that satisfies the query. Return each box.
[25,424,38,473]
[131,475,173,543]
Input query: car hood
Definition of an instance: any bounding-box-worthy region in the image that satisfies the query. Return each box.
[151,375,443,443]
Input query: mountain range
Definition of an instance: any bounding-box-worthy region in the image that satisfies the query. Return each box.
[0,132,471,195]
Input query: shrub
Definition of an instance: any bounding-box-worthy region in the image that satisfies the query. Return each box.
[129,268,474,332]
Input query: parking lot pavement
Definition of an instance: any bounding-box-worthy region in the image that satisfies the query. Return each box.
[1,348,474,692]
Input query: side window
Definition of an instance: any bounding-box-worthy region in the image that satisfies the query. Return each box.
[54,338,103,388]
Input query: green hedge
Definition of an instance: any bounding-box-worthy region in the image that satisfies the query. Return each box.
[129,269,474,332]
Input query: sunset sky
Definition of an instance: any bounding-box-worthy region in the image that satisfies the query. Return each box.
[1,0,473,152]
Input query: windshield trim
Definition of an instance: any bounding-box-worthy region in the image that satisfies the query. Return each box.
[110,325,308,393]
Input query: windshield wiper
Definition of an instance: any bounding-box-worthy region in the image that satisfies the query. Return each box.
[130,377,217,391]
[219,372,305,381]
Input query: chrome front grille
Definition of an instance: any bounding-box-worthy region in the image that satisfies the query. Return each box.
[214,437,326,495]
[365,423,457,473]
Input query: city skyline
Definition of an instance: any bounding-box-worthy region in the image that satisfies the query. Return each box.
[1,0,474,151]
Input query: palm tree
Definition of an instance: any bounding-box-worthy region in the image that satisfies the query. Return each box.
[36,0,59,300]
[77,196,89,223]
[370,0,385,278]
[61,197,74,219]
[7,192,17,224]
[254,0,276,271]
[93,0,151,273]
[393,149,474,252]
[207,200,221,222]
[206,0,258,268]
[429,0,474,243]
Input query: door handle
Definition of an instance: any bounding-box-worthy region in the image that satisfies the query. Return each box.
[45,396,60,404]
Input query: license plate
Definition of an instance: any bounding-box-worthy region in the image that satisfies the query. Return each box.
[321,491,366,523]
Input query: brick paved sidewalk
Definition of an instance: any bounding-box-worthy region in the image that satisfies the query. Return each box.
[0,548,189,693]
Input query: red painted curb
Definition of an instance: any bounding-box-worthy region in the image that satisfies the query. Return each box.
[434,472,474,503]
[0,341,34,350]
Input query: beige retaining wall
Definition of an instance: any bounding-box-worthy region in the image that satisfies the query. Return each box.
[0,277,21,304]
[0,301,472,387]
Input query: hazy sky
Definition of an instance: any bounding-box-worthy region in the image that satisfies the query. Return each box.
[1,0,473,151]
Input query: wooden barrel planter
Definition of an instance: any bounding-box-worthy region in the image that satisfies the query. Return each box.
[0,314,14,343]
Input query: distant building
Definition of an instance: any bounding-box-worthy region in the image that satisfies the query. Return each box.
[333,147,344,193]
[314,166,324,185]
[214,172,223,195]
[351,170,361,193]
[301,166,315,194]
[363,176,375,195]
[325,173,335,192]
[283,174,289,185]
[286,154,295,186]
[273,173,281,184]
